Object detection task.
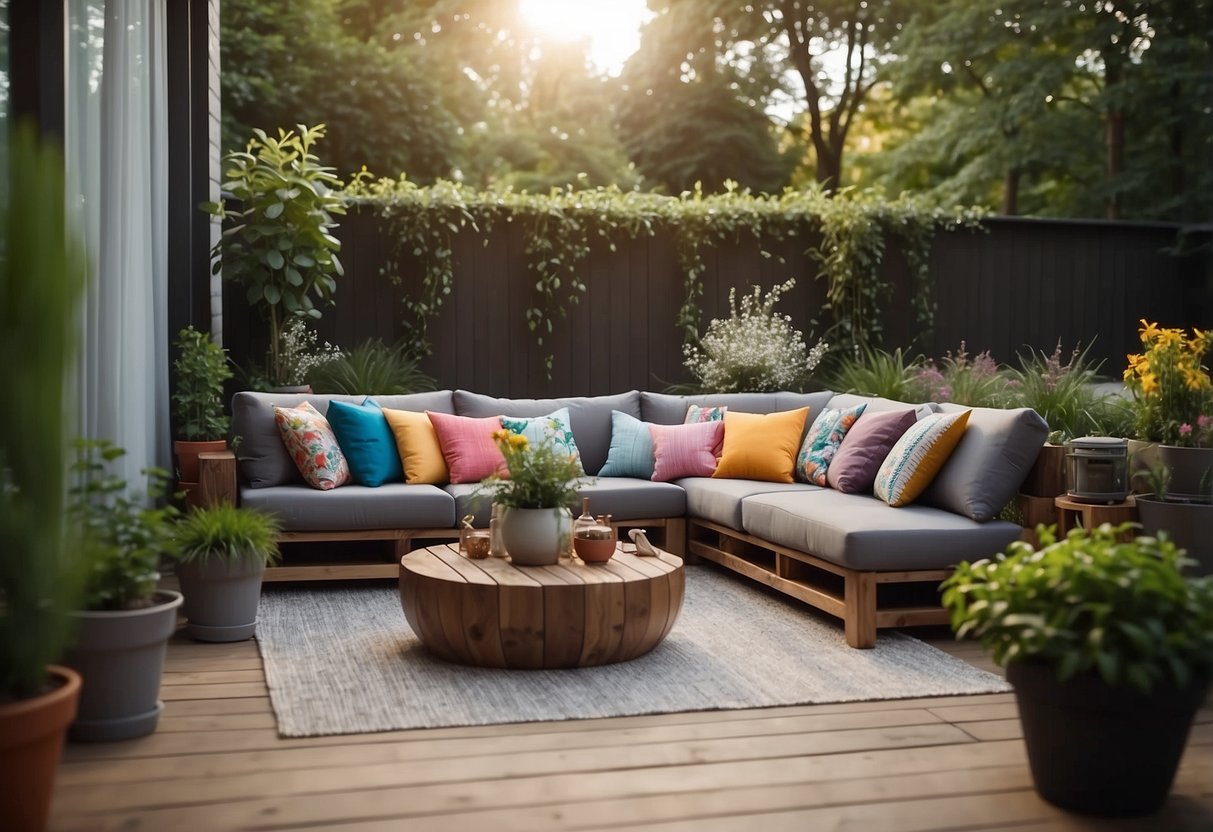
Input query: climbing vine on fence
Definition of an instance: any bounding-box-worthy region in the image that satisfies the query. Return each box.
[344,173,984,374]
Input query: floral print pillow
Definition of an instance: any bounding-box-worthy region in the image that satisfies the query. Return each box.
[274,401,351,490]
[501,407,585,475]
[795,403,867,485]
[684,404,727,424]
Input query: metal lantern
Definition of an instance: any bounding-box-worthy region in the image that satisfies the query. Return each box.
[1065,436,1129,504]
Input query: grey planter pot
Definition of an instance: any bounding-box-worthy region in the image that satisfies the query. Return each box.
[1157,445,1213,503]
[1136,497,1213,575]
[177,556,267,642]
[63,590,183,742]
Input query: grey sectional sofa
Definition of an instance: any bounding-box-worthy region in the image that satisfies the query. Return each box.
[202,389,1047,647]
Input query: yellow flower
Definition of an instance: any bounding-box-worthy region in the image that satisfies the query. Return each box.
[1156,328,1183,348]
[1182,365,1212,391]
[491,429,511,442]
[1139,319,1161,345]
[1140,373,1159,395]
[508,433,529,449]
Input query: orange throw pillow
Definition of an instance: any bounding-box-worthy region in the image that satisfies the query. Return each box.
[712,407,810,483]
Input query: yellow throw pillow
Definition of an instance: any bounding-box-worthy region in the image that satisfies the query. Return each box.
[874,410,971,507]
[382,409,449,485]
[712,407,810,483]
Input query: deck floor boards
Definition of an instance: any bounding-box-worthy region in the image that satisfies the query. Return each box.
[49,598,1213,831]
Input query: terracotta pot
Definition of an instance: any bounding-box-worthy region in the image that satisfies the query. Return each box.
[174,439,227,483]
[500,507,571,566]
[574,537,617,563]
[0,665,81,832]
[1009,661,1208,817]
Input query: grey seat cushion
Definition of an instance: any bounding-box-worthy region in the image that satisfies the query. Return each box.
[448,478,686,528]
[231,391,456,489]
[240,483,456,532]
[919,403,1049,522]
[640,391,834,426]
[741,489,1022,571]
[452,390,641,476]
[678,477,822,530]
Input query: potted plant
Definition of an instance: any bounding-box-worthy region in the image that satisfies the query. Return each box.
[1124,319,1213,501]
[942,524,1213,817]
[204,124,346,390]
[484,430,581,566]
[174,504,281,642]
[171,325,233,490]
[62,439,183,742]
[0,125,88,832]
[1134,456,1213,575]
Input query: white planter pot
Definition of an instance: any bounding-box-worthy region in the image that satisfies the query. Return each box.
[499,506,572,566]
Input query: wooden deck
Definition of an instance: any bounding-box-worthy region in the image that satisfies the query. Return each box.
[49,584,1213,831]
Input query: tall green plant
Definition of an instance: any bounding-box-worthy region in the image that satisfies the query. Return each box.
[205,124,346,386]
[0,126,89,699]
[306,338,435,395]
[1007,342,1112,441]
[172,326,233,441]
[824,345,925,402]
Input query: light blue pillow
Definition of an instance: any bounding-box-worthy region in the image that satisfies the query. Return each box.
[501,407,585,475]
[326,398,404,487]
[598,410,656,479]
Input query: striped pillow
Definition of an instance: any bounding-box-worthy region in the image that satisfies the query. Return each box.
[599,410,656,478]
[649,420,724,482]
[874,411,971,507]
[427,411,507,484]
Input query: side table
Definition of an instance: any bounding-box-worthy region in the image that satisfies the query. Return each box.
[1054,495,1137,539]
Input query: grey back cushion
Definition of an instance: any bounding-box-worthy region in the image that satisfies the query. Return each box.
[920,402,1049,522]
[231,390,456,489]
[826,393,938,416]
[640,391,834,425]
[452,390,641,476]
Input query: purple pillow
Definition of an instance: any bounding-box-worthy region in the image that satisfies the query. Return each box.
[826,409,917,493]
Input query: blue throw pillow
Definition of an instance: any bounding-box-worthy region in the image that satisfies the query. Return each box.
[326,398,404,487]
[598,410,656,479]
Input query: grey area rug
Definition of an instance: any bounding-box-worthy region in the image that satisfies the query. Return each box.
[256,565,1009,737]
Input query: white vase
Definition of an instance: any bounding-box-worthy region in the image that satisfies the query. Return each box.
[499,506,572,566]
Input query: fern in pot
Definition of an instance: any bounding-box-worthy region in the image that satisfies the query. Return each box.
[62,439,183,742]
[942,524,1213,817]
[174,504,280,642]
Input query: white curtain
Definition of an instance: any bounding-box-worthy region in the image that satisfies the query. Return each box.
[65,0,169,487]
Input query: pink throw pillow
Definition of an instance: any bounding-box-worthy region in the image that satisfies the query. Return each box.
[649,420,725,482]
[427,412,507,484]
[274,401,351,491]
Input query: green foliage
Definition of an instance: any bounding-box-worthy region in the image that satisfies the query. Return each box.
[942,524,1213,693]
[0,125,89,700]
[68,440,180,612]
[484,431,582,510]
[306,338,436,395]
[825,345,925,402]
[172,327,233,441]
[347,176,980,374]
[205,124,346,387]
[1006,342,1116,441]
[175,504,280,568]
[683,279,828,393]
[907,343,1011,407]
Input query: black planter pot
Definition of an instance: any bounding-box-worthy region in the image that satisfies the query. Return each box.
[1008,661,1208,817]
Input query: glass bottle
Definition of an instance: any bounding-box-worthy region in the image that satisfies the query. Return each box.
[572,497,596,553]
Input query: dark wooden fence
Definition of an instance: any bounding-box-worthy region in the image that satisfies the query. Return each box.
[224,210,1212,398]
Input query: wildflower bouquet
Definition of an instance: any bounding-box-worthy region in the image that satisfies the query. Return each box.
[486,430,582,509]
[683,278,828,393]
[1124,320,1212,446]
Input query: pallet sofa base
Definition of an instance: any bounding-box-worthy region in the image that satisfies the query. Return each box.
[687,519,951,649]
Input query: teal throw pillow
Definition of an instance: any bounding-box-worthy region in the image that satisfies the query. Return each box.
[326,398,404,487]
[598,410,656,479]
[501,407,585,475]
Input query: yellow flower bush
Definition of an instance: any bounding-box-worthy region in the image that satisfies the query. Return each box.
[1124,320,1212,446]
[485,429,582,509]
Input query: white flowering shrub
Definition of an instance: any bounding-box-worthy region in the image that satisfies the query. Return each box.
[278,318,344,386]
[683,279,828,393]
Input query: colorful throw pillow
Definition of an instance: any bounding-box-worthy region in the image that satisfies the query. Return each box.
[427,411,507,484]
[712,408,810,483]
[795,403,867,485]
[382,408,449,485]
[684,404,727,423]
[649,420,724,482]
[598,410,656,479]
[827,408,917,494]
[325,398,403,487]
[273,402,350,491]
[501,407,584,475]
[874,410,972,507]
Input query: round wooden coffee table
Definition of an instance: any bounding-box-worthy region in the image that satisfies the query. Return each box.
[399,543,684,668]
